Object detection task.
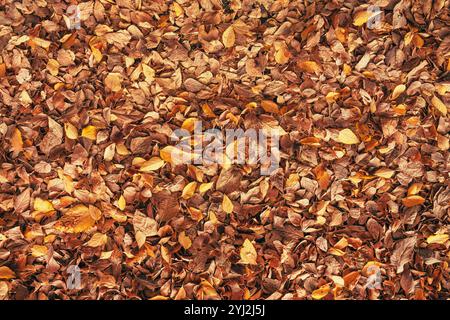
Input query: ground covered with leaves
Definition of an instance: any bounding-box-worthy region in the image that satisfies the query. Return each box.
[0,0,449,300]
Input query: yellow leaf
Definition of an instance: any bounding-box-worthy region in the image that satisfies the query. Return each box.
[328,247,345,256]
[274,42,290,64]
[222,25,235,48]
[44,234,56,243]
[407,183,423,196]
[64,123,78,140]
[139,157,165,172]
[85,233,107,247]
[334,237,349,250]
[391,84,406,99]
[402,195,425,207]
[47,59,59,76]
[91,46,103,63]
[297,61,321,73]
[31,245,48,257]
[104,73,122,92]
[286,173,300,188]
[178,231,192,250]
[81,125,97,140]
[100,251,113,259]
[326,92,340,103]
[338,128,360,145]
[30,37,51,50]
[55,204,98,233]
[222,194,234,214]
[199,182,214,194]
[34,198,54,213]
[110,209,127,223]
[426,234,449,245]
[240,238,257,265]
[11,128,23,154]
[181,118,198,132]
[431,96,447,115]
[118,195,126,211]
[343,63,352,75]
[182,181,197,199]
[374,168,395,179]
[312,284,330,299]
[116,143,130,156]
[172,2,184,17]
[353,10,371,26]
[261,100,279,114]
[0,266,15,280]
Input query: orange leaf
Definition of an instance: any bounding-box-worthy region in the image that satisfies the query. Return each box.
[0,266,15,280]
[11,128,23,154]
[402,195,425,207]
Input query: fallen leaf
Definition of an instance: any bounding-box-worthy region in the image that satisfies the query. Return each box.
[312,284,330,300]
[240,239,257,265]
[31,245,48,257]
[0,267,15,280]
[402,195,425,207]
[178,231,192,250]
[222,25,235,48]
[338,128,360,145]
[222,194,234,213]
[426,234,449,245]
[81,126,98,140]
[85,233,108,247]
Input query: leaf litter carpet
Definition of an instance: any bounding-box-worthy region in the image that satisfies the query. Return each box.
[0,0,449,300]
